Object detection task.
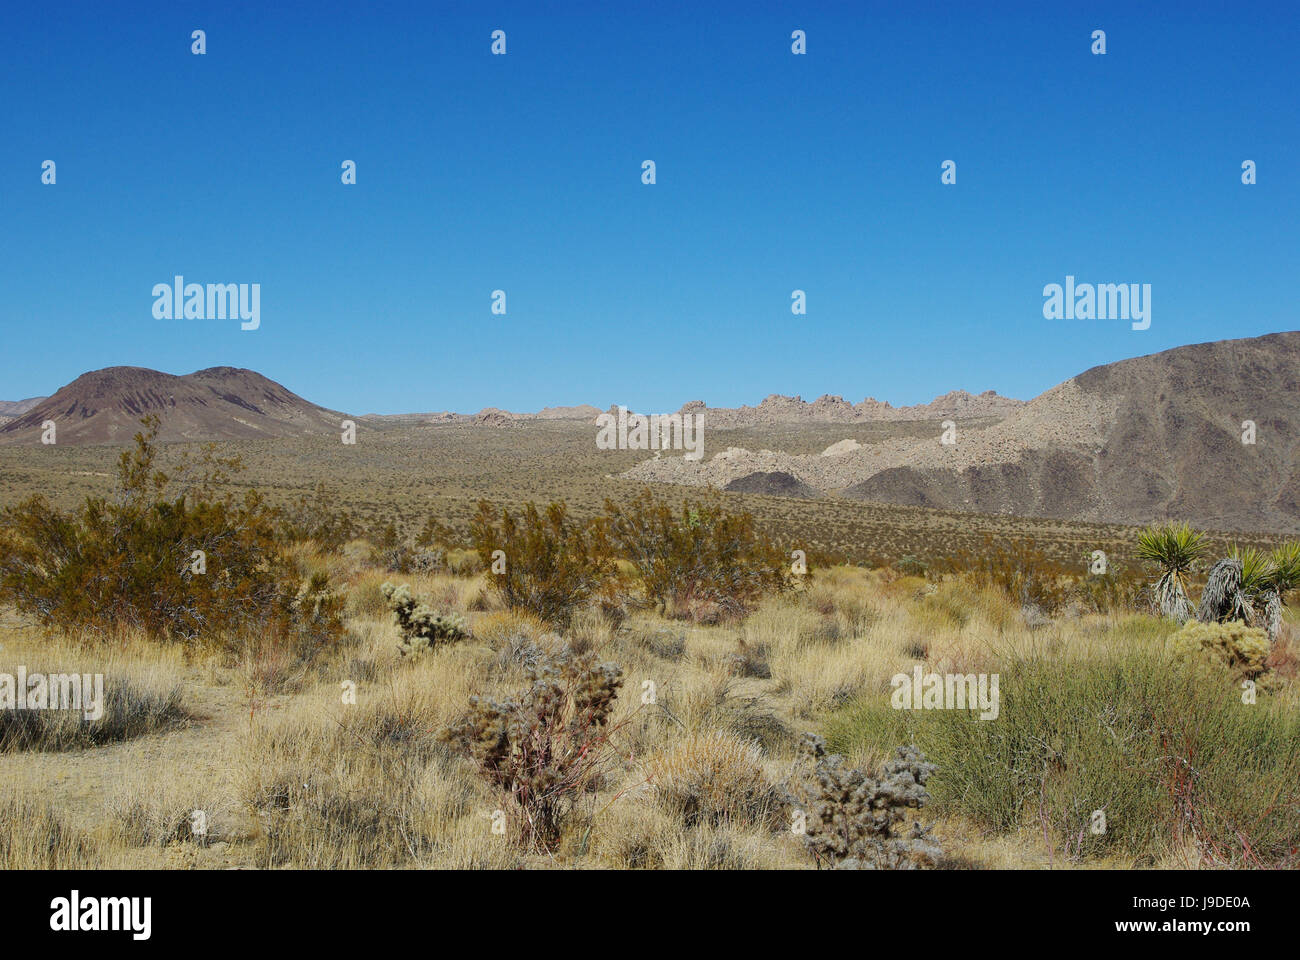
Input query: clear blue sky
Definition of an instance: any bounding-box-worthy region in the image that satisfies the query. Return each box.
[2,1,1296,415]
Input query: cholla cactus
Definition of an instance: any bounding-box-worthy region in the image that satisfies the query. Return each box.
[786,734,941,870]
[380,582,468,658]
[409,550,444,574]
[1171,620,1271,685]
[293,571,338,622]
[439,647,624,850]
[286,570,346,648]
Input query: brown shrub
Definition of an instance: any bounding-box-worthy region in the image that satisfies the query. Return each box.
[470,500,617,627]
[604,490,791,622]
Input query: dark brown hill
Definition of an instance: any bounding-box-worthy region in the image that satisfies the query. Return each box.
[0,366,349,444]
[724,471,819,499]
[841,332,1300,531]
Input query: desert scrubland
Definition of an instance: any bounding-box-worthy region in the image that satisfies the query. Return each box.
[2,417,1297,871]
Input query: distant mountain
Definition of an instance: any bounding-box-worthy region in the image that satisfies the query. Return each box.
[626,332,1300,533]
[0,366,349,445]
[671,390,1023,428]
[0,397,46,417]
[362,404,603,426]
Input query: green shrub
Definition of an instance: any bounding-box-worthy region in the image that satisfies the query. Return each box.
[824,647,1300,866]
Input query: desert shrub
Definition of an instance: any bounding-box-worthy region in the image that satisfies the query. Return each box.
[1266,630,1300,680]
[825,648,1300,867]
[110,795,222,848]
[895,555,927,578]
[0,416,339,646]
[246,764,431,869]
[249,566,350,675]
[937,536,1069,614]
[416,516,461,552]
[439,646,624,851]
[276,482,358,550]
[917,583,974,629]
[1074,568,1145,614]
[0,672,186,753]
[603,490,790,622]
[470,500,616,626]
[490,630,561,679]
[239,704,448,869]
[625,625,687,661]
[646,731,778,828]
[783,734,941,870]
[368,522,414,573]
[719,698,794,752]
[1170,620,1270,684]
[409,550,444,574]
[727,638,772,678]
[661,823,782,869]
[589,801,673,869]
[0,796,95,869]
[445,548,482,577]
[380,582,468,658]
[345,572,391,620]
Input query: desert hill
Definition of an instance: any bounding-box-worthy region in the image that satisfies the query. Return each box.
[724,471,819,498]
[0,397,46,417]
[0,366,350,445]
[362,403,603,426]
[625,332,1300,533]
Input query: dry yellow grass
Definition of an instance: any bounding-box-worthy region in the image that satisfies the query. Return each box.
[1,550,1293,870]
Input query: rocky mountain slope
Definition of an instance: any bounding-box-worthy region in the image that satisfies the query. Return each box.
[671,390,1022,428]
[625,332,1300,533]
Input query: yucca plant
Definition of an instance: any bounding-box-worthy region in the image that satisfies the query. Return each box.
[1197,545,1292,643]
[1267,541,1300,591]
[1258,541,1300,643]
[1232,545,1275,596]
[1196,556,1244,625]
[1135,523,1206,621]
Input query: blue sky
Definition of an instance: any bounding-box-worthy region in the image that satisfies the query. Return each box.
[1,0,1296,415]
